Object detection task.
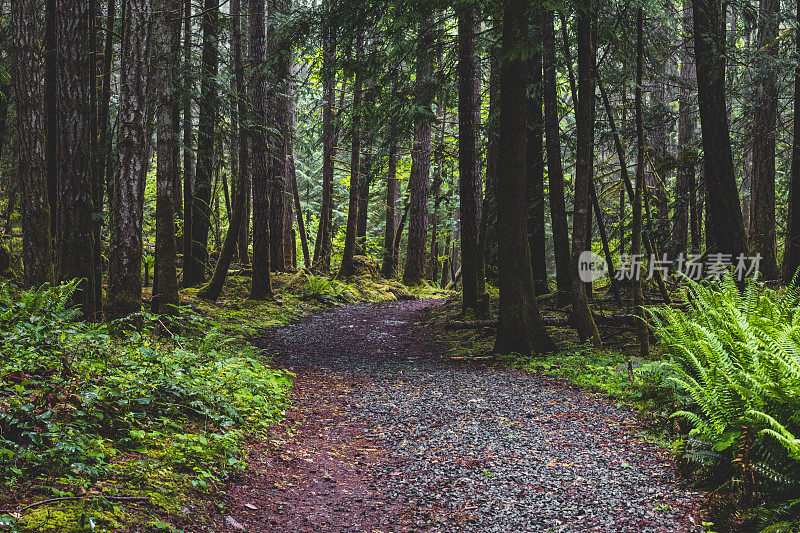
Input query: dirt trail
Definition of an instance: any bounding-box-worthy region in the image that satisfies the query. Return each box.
[216,299,705,532]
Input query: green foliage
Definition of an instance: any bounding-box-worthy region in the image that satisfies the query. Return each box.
[0,281,291,530]
[642,274,800,531]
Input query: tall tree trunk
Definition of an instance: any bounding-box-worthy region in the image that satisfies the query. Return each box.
[338,69,363,279]
[151,0,181,314]
[458,5,483,313]
[89,0,101,312]
[493,0,556,355]
[182,0,196,280]
[672,0,696,256]
[693,0,747,258]
[13,0,55,286]
[56,0,96,318]
[356,156,372,255]
[107,0,150,319]
[633,7,649,359]
[749,0,779,279]
[403,20,434,286]
[97,0,115,230]
[45,0,58,236]
[249,0,272,298]
[187,0,219,285]
[382,148,399,278]
[783,0,800,283]
[526,9,547,296]
[542,9,571,305]
[483,54,499,281]
[312,15,335,273]
[570,0,601,347]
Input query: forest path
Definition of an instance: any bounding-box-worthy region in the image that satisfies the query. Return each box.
[217,299,705,532]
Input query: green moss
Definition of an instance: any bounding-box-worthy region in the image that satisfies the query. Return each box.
[17,501,128,532]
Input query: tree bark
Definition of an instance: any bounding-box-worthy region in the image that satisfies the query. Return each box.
[402,19,434,286]
[493,0,556,355]
[45,0,57,236]
[483,54,499,281]
[692,0,747,258]
[151,0,182,314]
[187,0,219,285]
[56,0,97,318]
[783,0,800,283]
[182,0,196,279]
[338,69,363,279]
[749,0,779,279]
[570,0,601,347]
[633,8,649,359]
[526,9,547,296]
[107,0,150,319]
[542,10,572,305]
[249,0,272,298]
[458,5,483,313]
[382,148,399,278]
[672,0,696,256]
[12,0,55,286]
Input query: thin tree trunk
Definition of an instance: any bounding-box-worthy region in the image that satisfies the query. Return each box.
[749,0,779,279]
[402,18,434,285]
[249,0,272,298]
[107,0,150,319]
[483,54,499,281]
[13,0,55,286]
[783,0,800,283]
[673,0,696,257]
[312,14,334,273]
[494,0,556,355]
[458,5,483,313]
[338,68,363,279]
[182,0,196,280]
[382,148,399,278]
[527,9,547,296]
[570,0,601,347]
[633,7,649,359]
[692,0,747,258]
[151,0,181,314]
[56,0,96,318]
[356,156,372,255]
[188,0,219,285]
[542,10,571,305]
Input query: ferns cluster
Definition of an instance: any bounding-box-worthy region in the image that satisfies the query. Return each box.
[643,274,800,530]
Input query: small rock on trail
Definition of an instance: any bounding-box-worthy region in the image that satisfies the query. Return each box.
[218,299,705,532]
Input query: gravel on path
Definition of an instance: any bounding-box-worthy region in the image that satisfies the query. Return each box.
[218,299,705,532]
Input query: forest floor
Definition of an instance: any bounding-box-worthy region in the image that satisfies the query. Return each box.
[212,298,706,533]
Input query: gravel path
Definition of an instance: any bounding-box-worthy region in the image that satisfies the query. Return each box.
[220,299,705,532]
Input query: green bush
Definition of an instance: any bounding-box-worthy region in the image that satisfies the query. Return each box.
[0,280,291,528]
[642,274,800,530]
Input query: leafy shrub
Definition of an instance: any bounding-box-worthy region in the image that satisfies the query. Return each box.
[642,274,800,530]
[0,281,291,513]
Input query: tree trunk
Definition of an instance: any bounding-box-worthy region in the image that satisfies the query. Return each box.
[633,8,649,359]
[182,0,196,280]
[56,0,96,318]
[783,0,800,283]
[673,0,696,256]
[483,54,499,282]
[402,19,434,286]
[45,0,58,237]
[382,148,399,278]
[526,10,547,296]
[749,0,779,279]
[542,10,572,305]
[570,0,601,347]
[458,5,483,313]
[356,157,372,255]
[692,0,747,258]
[187,0,219,285]
[13,0,55,286]
[338,69,363,279]
[151,0,181,314]
[249,0,272,298]
[107,0,150,319]
[494,0,556,355]
[312,16,335,273]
